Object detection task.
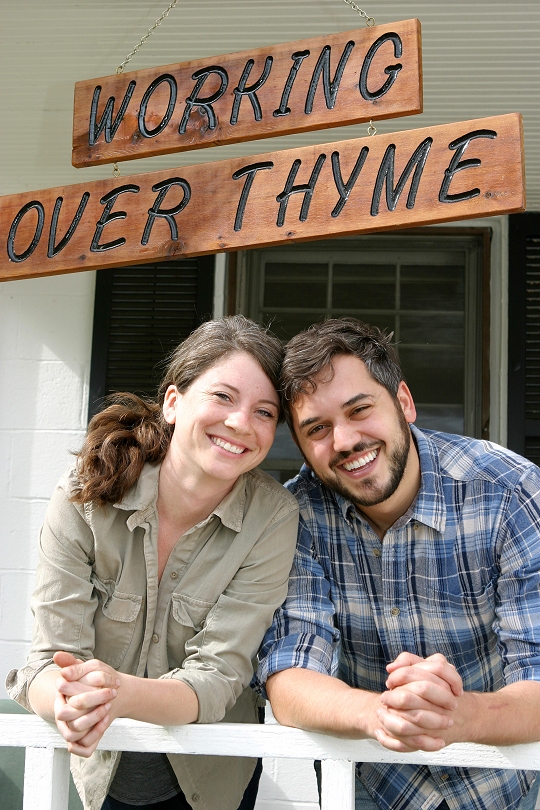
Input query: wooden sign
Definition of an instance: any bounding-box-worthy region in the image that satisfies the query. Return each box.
[72,20,422,168]
[1,114,523,282]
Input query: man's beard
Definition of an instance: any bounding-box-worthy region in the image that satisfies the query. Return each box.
[311,404,411,508]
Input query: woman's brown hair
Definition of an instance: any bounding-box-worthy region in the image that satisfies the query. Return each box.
[72,315,283,505]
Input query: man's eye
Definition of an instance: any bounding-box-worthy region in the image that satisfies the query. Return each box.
[308,424,326,436]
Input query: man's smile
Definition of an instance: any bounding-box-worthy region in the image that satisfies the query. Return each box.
[341,448,379,472]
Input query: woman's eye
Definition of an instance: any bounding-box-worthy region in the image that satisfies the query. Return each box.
[258,408,276,419]
[214,391,231,401]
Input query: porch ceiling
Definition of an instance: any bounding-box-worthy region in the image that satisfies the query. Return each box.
[1,0,538,209]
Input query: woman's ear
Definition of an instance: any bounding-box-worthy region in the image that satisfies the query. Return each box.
[162,385,180,425]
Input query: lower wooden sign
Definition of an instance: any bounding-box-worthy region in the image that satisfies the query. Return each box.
[0,113,524,281]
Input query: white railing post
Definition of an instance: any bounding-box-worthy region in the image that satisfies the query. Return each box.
[321,759,355,810]
[23,746,70,810]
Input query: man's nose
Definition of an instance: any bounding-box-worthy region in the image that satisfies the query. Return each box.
[332,423,358,453]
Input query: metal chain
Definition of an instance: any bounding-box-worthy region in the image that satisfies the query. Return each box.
[116,0,180,74]
[367,120,377,136]
[342,0,375,26]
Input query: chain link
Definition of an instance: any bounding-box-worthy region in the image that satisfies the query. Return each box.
[116,0,180,74]
[342,0,375,26]
[367,120,377,136]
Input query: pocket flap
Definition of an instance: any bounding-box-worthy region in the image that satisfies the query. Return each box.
[171,593,215,631]
[102,591,142,623]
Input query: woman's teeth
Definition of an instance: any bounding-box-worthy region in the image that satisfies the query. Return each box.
[343,449,378,471]
[211,437,245,454]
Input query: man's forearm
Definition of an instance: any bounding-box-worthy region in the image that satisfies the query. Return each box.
[448,681,540,746]
[266,668,381,739]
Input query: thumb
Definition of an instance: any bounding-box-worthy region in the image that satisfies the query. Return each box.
[53,651,82,669]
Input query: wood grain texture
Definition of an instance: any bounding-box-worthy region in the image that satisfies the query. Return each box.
[1,113,524,282]
[3,716,540,771]
[72,20,422,167]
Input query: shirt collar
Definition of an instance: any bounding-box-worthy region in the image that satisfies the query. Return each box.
[118,462,247,533]
[317,425,447,534]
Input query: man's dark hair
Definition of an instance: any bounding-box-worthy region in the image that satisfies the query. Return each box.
[281,318,404,427]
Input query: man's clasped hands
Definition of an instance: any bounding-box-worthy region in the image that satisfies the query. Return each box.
[52,649,464,757]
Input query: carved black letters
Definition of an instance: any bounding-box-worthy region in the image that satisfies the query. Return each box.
[7,201,45,263]
[178,67,229,134]
[371,137,432,216]
[232,162,275,231]
[439,129,497,203]
[88,81,136,145]
[142,178,191,245]
[90,184,140,252]
[359,33,403,101]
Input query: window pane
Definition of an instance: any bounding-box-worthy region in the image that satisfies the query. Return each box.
[264,262,328,307]
[263,312,327,342]
[400,346,464,404]
[333,263,395,309]
[400,313,464,345]
[401,265,465,311]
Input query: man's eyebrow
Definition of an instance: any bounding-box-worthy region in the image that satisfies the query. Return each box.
[343,393,373,408]
[298,393,373,431]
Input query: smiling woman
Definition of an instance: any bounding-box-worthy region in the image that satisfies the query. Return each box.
[6,316,299,810]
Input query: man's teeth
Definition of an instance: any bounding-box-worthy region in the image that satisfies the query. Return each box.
[211,437,245,454]
[343,449,378,471]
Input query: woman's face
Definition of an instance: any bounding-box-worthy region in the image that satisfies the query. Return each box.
[162,350,279,486]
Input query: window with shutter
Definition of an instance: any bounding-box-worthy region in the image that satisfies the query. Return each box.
[508,213,540,462]
[88,258,214,419]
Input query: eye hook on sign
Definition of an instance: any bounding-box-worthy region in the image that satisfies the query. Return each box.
[342,0,375,26]
[116,0,180,75]
[367,120,377,136]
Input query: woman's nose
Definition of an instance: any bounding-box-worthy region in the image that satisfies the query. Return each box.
[224,409,251,433]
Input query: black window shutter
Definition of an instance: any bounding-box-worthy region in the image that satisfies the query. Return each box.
[508,213,540,461]
[88,257,214,420]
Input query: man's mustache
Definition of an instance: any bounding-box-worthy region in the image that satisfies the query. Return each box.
[330,441,380,470]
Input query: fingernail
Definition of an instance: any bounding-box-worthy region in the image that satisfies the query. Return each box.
[104,703,111,711]
[116,679,121,687]
[448,719,453,727]
[111,689,117,697]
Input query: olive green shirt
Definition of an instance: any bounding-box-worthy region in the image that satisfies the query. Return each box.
[6,462,298,810]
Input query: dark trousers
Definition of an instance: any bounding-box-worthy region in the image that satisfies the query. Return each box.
[101,759,263,810]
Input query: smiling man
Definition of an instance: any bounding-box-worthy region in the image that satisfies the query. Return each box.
[255,318,540,810]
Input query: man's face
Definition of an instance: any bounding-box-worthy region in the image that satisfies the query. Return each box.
[291,354,418,511]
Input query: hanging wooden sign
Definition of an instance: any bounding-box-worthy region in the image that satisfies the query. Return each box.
[72,19,422,168]
[1,113,523,282]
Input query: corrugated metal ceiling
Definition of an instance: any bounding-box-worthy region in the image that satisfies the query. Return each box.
[1,0,538,208]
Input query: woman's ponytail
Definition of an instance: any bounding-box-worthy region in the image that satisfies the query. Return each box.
[71,393,172,505]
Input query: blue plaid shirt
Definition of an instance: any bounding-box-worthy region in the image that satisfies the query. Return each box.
[255,427,540,810]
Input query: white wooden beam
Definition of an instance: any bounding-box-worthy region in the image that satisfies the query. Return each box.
[321,759,355,810]
[23,746,70,810]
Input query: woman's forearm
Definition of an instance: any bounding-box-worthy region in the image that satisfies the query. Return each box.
[28,668,60,721]
[114,673,199,725]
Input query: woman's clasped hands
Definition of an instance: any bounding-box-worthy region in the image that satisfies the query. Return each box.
[374,652,464,753]
[52,651,122,757]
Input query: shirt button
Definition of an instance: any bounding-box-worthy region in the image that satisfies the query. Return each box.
[441,773,449,781]
[192,794,200,802]
[170,571,178,579]
[373,547,381,557]
[152,633,159,643]
[413,522,419,530]
[390,607,400,617]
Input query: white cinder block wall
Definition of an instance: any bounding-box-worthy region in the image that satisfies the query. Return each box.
[0,272,95,691]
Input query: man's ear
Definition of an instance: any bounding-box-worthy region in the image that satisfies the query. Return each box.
[162,385,180,425]
[396,381,417,424]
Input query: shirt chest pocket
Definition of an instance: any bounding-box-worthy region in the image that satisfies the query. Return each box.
[92,575,143,669]
[170,592,216,632]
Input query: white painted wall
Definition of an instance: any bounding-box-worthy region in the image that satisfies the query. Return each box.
[0,271,95,694]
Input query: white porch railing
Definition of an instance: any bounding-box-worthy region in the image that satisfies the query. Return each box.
[2,715,540,810]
